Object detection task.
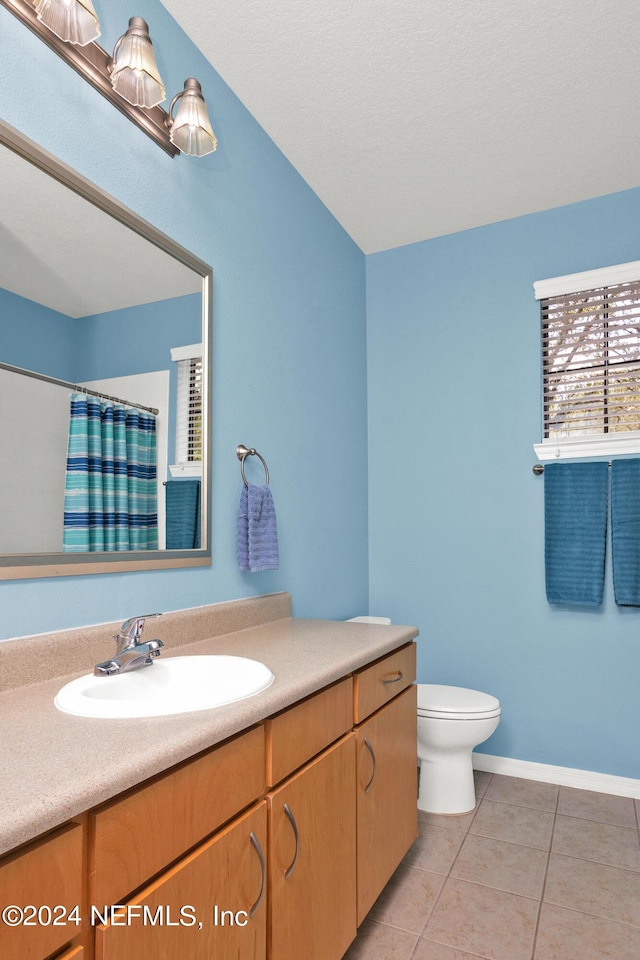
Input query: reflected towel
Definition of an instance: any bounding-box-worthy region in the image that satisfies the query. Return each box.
[237,483,279,572]
[544,462,608,606]
[165,480,201,549]
[611,459,640,605]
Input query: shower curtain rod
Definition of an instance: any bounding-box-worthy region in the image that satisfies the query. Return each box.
[0,360,159,415]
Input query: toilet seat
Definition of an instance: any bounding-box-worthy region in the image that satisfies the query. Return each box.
[417,684,501,721]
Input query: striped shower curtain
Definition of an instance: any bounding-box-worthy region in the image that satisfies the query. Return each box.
[63,393,158,552]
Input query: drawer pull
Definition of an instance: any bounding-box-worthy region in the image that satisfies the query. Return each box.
[249,831,266,918]
[283,803,300,880]
[381,670,403,685]
[363,737,376,794]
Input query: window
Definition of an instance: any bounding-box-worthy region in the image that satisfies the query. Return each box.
[170,343,202,476]
[533,261,640,461]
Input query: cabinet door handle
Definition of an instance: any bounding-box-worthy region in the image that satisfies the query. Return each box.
[283,802,300,880]
[249,831,266,919]
[363,737,376,794]
[382,670,403,685]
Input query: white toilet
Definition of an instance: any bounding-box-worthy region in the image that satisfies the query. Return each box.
[345,618,500,816]
[417,684,500,815]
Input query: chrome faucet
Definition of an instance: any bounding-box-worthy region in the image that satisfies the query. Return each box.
[94,614,164,677]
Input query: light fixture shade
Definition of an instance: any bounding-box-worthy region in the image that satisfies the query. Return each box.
[35,0,101,46]
[168,79,217,157]
[110,17,165,109]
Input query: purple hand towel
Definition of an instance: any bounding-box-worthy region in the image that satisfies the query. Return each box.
[237,483,279,572]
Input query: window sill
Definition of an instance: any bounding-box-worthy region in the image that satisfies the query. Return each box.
[534,432,640,462]
[169,463,202,478]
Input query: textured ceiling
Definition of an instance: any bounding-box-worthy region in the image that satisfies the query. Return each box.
[0,144,201,317]
[161,0,640,253]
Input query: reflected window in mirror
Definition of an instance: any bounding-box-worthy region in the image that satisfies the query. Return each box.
[171,342,203,478]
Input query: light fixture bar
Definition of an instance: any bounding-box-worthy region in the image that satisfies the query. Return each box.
[1,0,178,156]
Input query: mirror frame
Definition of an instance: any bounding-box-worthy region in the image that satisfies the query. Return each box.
[0,119,212,579]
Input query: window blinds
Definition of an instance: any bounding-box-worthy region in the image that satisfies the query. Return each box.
[175,355,203,464]
[541,280,640,439]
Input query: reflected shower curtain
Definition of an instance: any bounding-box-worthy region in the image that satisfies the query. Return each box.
[63,393,158,552]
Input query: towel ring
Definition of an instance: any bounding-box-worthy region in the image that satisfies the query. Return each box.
[237,444,270,486]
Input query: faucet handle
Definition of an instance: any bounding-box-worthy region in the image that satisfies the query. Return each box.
[116,613,162,647]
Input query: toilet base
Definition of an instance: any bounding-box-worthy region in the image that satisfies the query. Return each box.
[417,754,477,815]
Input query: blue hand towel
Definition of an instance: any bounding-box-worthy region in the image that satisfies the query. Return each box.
[611,459,640,605]
[237,485,250,570]
[165,480,201,549]
[544,461,608,606]
[237,483,279,572]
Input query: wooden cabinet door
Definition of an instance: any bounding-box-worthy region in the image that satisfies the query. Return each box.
[268,734,356,960]
[356,684,418,924]
[0,823,83,960]
[95,802,267,960]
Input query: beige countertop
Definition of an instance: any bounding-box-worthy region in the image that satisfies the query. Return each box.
[0,616,418,857]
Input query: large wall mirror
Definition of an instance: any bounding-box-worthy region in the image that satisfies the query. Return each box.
[0,120,212,579]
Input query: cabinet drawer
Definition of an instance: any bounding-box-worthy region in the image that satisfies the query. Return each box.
[0,823,83,960]
[353,643,416,723]
[265,677,353,786]
[57,948,84,960]
[91,725,265,906]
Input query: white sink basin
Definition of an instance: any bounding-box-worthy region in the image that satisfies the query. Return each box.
[54,655,275,719]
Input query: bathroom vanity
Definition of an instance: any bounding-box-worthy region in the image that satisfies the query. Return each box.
[0,594,418,960]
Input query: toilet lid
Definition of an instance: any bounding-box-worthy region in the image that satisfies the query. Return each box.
[417,684,500,719]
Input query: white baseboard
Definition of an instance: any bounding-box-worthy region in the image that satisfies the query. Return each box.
[473,752,640,800]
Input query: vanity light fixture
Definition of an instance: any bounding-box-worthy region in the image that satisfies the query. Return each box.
[34,0,100,46]
[1,0,217,158]
[109,17,165,109]
[167,79,217,157]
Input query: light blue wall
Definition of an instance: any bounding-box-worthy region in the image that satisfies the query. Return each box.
[0,0,368,638]
[0,287,79,379]
[0,285,200,379]
[367,193,640,779]
[78,294,201,380]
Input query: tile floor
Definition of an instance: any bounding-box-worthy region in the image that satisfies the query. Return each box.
[343,771,640,960]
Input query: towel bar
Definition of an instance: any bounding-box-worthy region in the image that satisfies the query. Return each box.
[533,461,612,474]
[237,444,270,486]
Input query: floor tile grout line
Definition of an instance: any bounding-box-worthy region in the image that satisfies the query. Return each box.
[418,927,498,960]
[364,916,421,948]
[411,784,486,949]
[364,914,427,940]
[554,810,639,829]
[406,928,423,960]
[547,850,640,874]
[413,867,447,941]
[475,796,558,812]
[529,781,560,959]
[456,832,556,857]
[426,872,546,904]
[536,899,640,930]
[416,933,494,960]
